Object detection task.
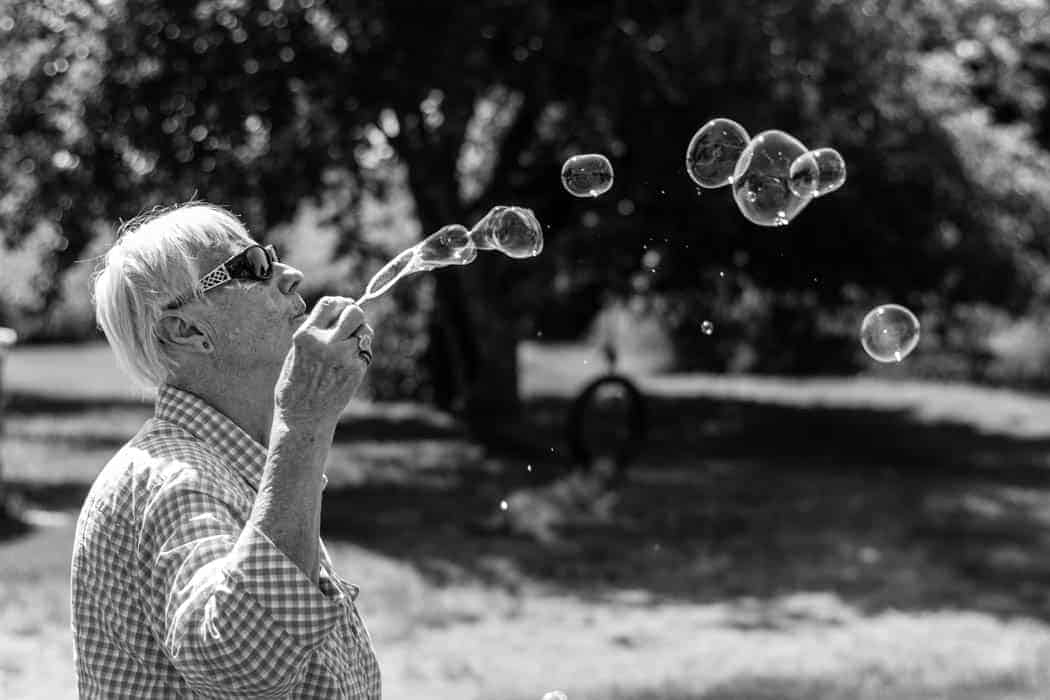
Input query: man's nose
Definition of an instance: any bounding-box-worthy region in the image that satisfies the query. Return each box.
[276,262,304,295]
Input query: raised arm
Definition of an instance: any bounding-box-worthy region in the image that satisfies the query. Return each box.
[137,297,373,697]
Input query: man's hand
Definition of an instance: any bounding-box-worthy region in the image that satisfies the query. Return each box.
[274,296,374,430]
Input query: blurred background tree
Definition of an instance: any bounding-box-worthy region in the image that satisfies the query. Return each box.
[2,0,1050,434]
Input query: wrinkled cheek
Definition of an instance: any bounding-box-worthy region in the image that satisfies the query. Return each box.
[218,322,263,361]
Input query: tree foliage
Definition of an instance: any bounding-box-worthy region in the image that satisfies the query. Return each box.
[2,0,1050,400]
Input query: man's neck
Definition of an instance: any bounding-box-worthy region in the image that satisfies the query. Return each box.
[171,366,277,446]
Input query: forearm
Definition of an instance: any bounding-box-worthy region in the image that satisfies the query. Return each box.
[247,414,334,584]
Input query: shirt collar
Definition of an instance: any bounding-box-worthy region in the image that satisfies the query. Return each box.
[155,384,268,491]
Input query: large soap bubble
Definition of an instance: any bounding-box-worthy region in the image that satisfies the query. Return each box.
[732,130,813,227]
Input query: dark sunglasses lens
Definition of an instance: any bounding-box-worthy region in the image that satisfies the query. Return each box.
[244,247,273,279]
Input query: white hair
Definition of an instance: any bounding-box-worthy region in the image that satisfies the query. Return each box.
[92,202,252,389]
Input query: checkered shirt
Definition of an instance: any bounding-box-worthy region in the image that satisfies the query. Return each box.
[70,385,381,698]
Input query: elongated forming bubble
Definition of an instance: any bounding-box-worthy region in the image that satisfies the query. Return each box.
[417,224,477,270]
[364,247,418,299]
[490,207,544,258]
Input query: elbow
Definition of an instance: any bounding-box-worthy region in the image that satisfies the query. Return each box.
[166,589,311,697]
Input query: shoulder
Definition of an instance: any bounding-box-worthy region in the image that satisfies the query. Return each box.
[83,418,248,524]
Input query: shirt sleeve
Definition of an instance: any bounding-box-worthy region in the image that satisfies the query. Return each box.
[136,465,346,698]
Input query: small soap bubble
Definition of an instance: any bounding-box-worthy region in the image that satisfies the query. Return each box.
[701,320,714,335]
[810,147,847,196]
[860,304,920,363]
[542,692,568,700]
[499,499,509,511]
[788,151,820,198]
[561,153,614,198]
[732,130,813,227]
[685,118,750,189]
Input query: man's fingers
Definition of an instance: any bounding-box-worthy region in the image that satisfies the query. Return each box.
[332,302,366,340]
[306,296,348,328]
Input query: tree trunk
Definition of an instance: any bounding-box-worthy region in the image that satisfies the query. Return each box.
[0,330,13,520]
[392,93,525,438]
[455,258,522,432]
[420,237,522,436]
[404,165,522,437]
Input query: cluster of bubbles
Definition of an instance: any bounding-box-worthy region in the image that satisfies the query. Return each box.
[684,118,846,227]
[558,118,847,227]
[558,119,921,363]
[542,691,568,700]
[360,117,916,365]
[357,206,544,305]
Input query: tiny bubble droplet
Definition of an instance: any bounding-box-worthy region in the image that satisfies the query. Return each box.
[499,500,509,511]
[701,320,714,335]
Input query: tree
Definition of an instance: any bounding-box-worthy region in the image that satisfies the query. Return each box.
[3,0,1050,432]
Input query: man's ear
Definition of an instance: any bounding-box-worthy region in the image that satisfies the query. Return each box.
[155,311,213,353]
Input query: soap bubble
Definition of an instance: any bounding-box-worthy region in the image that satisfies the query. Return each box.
[562,153,614,197]
[810,147,847,196]
[362,247,418,301]
[542,692,568,700]
[701,320,714,335]
[360,225,476,303]
[860,304,920,363]
[685,118,750,189]
[470,206,544,258]
[732,130,813,227]
[417,224,477,270]
[788,151,820,198]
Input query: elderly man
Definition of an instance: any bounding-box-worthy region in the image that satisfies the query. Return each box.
[71,202,381,698]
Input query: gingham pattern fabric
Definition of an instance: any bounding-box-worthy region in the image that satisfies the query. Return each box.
[71,385,381,698]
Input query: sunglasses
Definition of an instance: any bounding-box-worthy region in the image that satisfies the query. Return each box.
[168,244,279,308]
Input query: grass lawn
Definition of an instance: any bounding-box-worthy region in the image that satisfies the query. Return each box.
[5,341,1050,698]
